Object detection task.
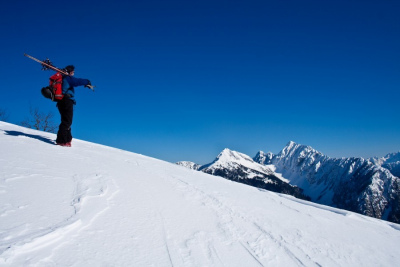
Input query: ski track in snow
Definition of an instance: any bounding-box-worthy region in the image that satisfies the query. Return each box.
[1,122,400,266]
[163,175,321,267]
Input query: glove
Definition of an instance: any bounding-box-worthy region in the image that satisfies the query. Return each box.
[85,80,94,90]
[85,84,95,91]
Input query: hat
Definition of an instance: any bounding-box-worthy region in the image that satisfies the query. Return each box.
[64,65,75,74]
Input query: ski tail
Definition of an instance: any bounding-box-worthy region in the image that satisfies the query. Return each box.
[24,53,70,76]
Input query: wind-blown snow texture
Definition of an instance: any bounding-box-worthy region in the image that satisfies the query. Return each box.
[1,122,400,266]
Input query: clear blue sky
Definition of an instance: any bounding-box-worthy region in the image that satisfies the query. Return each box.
[1,0,399,164]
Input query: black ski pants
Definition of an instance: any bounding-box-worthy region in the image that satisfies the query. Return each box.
[56,98,74,144]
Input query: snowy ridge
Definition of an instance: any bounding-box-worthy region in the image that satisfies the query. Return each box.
[264,141,400,223]
[176,161,201,170]
[370,152,400,177]
[1,122,400,266]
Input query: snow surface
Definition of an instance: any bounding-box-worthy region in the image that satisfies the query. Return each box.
[1,121,400,266]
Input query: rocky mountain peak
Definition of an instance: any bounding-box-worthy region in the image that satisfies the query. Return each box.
[278,141,324,159]
[254,151,274,165]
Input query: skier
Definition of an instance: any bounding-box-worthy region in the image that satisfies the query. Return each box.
[24,54,95,147]
[56,65,93,147]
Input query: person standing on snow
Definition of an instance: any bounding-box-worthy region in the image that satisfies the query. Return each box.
[56,65,93,147]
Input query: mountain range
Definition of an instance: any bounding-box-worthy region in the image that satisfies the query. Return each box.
[177,141,400,223]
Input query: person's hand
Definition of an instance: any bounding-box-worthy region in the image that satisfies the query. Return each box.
[85,84,95,91]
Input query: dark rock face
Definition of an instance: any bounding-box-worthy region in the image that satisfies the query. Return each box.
[202,163,310,201]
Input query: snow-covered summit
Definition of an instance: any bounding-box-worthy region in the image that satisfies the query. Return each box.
[277,141,326,162]
[201,148,277,176]
[1,122,400,266]
[213,148,254,165]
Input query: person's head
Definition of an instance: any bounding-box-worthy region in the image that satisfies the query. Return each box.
[64,65,75,75]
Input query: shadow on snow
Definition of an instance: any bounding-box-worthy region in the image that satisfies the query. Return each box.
[3,130,55,145]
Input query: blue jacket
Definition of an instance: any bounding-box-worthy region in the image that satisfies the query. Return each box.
[62,75,90,104]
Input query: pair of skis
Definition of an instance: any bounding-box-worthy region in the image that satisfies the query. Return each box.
[24,53,95,90]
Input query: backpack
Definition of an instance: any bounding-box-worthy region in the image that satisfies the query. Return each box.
[41,72,64,101]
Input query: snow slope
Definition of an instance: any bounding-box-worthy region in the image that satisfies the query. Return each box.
[1,122,400,266]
